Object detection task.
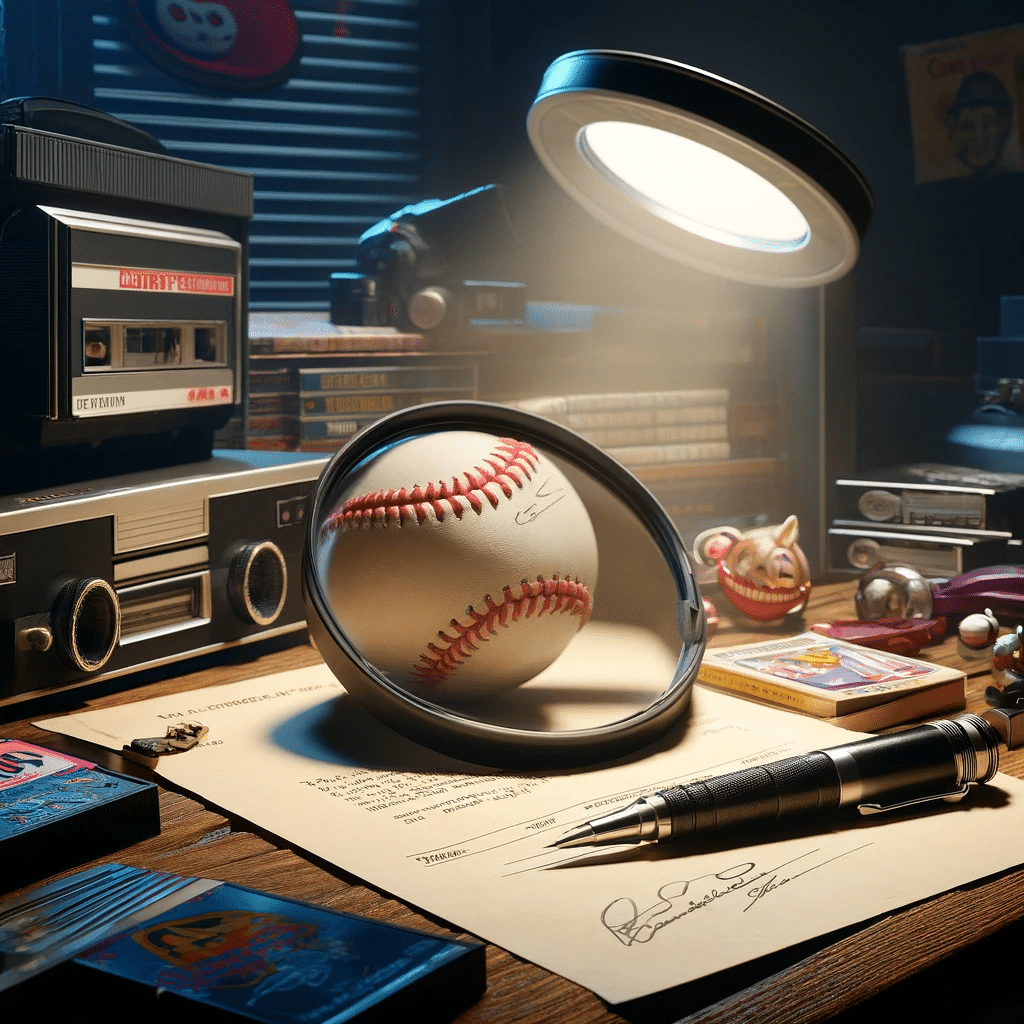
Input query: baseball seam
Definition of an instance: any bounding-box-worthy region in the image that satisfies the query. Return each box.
[414,574,594,686]
[321,438,540,533]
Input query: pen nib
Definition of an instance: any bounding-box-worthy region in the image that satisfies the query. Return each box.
[548,823,598,849]
[549,803,652,849]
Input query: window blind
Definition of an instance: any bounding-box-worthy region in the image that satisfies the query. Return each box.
[89,0,423,311]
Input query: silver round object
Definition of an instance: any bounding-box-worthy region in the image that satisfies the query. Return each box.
[51,577,121,673]
[229,540,288,626]
[407,287,450,330]
[302,400,707,769]
[854,564,935,620]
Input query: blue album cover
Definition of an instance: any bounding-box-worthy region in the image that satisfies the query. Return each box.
[0,739,153,840]
[75,883,484,1023]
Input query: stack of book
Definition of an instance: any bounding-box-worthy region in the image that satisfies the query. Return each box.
[511,389,732,467]
[247,364,299,450]
[509,389,783,541]
[247,363,478,452]
[295,362,478,452]
[244,313,475,452]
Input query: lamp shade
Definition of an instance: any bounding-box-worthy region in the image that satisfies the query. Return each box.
[527,50,873,288]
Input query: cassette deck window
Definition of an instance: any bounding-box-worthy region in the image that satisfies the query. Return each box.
[82,321,228,371]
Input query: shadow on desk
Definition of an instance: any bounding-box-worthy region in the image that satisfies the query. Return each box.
[826,915,1024,1024]
[610,913,1023,1024]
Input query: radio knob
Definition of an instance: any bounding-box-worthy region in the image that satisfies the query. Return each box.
[229,541,288,626]
[51,577,121,673]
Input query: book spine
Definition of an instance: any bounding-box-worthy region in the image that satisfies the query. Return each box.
[824,678,965,732]
[605,440,731,466]
[298,438,351,453]
[299,365,477,392]
[631,456,780,484]
[251,333,428,354]
[580,422,728,447]
[248,393,297,415]
[516,389,729,414]
[300,389,473,417]
[247,414,296,433]
[299,417,375,440]
[249,369,297,394]
[247,436,298,451]
[697,663,835,717]
[548,405,728,429]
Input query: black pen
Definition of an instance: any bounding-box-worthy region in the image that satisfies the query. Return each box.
[552,714,1001,849]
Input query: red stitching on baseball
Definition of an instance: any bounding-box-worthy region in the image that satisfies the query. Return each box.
[320,437,539,534]
[412,574,594,687]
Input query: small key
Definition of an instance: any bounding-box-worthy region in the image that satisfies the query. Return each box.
[128,721,208,756]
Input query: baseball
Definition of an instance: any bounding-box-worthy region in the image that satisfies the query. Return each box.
[319,431,599,699]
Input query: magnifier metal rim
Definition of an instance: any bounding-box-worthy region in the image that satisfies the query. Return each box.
[302,400,707,769]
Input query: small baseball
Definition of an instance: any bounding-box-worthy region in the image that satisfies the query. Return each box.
[958,609,999,650]
[319,431,598,699]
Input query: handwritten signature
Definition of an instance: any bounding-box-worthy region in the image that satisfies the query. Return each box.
[600,844,870,946]
[515,478,565,525]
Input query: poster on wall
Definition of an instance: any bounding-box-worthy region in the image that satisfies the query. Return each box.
[119,0,303,92]
[902,23,1024,184]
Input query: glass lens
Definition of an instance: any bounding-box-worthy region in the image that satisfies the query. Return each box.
[578,120,811,253]
[310,427,685,740]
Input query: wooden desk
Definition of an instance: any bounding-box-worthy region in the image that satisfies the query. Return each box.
[3,580,1023,1023]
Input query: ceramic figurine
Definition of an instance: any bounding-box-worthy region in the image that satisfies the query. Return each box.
[957,608,1000,660]
[987,624,1024,708]
[693,515,811,622]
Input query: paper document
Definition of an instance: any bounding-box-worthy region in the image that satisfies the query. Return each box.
[37,626,1024,1004]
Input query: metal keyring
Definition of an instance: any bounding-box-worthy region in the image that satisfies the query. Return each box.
[302,400,706,769]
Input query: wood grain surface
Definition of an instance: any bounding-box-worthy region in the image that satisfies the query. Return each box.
[3,580,1022,1024]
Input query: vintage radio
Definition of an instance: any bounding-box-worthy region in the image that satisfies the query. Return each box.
[0,98,252,491]
[827,522,1012,579]
[0,450,328,707]
[835,463,1024,534]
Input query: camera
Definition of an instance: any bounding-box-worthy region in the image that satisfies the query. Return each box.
[329,183,526,335]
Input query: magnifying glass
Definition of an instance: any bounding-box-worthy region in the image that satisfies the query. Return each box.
[302,401,706,769]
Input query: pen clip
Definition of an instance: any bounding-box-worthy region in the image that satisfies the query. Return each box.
[857,784,970,816]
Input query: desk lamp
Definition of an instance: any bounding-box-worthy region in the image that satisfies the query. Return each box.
[528,50,871,287]
[304,50,873,768]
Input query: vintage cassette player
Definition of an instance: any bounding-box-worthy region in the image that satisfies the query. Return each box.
[0,450,328,707]
[835,463,1024,534]
[828,522,1012,579]
[0,97,252,490]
